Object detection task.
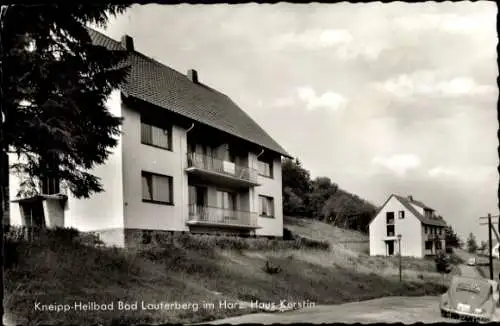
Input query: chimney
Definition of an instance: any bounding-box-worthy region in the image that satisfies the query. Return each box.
[187,69,198,83]
[408,195,413,201]
[121,35,134,51]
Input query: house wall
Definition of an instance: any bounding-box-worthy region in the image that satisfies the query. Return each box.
[250,153,283,237]
[120,101,190,232]
[369,196,424,258]
[7,90,126,246]
[64,90,125,246]
[42,199,65,228]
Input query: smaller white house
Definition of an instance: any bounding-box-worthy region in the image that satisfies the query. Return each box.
[369,194,448,258]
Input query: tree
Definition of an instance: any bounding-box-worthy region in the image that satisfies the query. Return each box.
[466,232,478,253]
[282,158,312,217]
[1,4,130,199]
[444,225,462,248]
[479,240,488,251]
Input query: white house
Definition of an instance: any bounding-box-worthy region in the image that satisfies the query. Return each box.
[6,29,291,247]
[369,194,447,258]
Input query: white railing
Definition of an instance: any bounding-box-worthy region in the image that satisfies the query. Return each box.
[186,152,259,184]
[187,204,258,227]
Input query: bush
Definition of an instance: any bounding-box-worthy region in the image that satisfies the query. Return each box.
[263,260,281,274]
[435,251,451,274]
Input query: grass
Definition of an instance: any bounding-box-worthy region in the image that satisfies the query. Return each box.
[5,218,454,325]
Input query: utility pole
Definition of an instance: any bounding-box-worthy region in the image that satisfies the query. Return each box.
[397,234,402,283]
[489,213,494,280]
[480,214,500,280]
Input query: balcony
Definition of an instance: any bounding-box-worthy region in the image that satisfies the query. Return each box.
[186,152,260,188]
[186,204,259,229]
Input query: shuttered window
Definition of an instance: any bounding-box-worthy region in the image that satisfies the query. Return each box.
[141,120,172,150]
[141,171,173,205]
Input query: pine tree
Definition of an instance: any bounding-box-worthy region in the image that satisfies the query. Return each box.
[1,4,131,198]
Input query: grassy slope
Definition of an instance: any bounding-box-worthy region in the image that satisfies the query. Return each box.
[6,217,455,325]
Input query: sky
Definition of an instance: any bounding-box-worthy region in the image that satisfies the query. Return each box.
[97,2,498,242]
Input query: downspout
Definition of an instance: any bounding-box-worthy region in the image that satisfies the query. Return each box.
[251,148,265,228]
[182,123,195,225]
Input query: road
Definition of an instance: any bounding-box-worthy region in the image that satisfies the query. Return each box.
[207,264,494,324]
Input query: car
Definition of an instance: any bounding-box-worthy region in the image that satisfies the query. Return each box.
[467,258,477,266]
[440,275,498,322]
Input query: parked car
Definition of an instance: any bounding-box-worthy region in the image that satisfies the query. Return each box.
[440,276,498,322]
[467,258,477,266]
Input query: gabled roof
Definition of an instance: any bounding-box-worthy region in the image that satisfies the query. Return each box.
[371,194,447,227]
[87,28,291,158]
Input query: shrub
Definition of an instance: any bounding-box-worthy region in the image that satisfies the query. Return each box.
[435,251,451,274]
[263,260,281,274]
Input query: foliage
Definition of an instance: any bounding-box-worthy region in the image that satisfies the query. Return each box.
[434,251,451,274]
[281,157,377,233]
[444,225,462,249]
[466,232,478,253]
[2,4,130,198]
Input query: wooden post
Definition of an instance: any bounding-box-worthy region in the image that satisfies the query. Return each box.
[489,213,494,280]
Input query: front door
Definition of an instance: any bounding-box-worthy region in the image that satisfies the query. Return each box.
[387,241,395,256]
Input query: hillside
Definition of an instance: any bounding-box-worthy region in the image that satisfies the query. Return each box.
[282,158,378,233]
[5,219,455,325]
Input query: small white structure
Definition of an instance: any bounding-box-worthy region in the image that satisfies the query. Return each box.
[369,194,447,258]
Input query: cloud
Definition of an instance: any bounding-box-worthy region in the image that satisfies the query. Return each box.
[376,72,497,99]
[297,86,348,111]
[271,28,353,50]
[428,165,495,183]
[371,154,421,176]
[394,12,495,34]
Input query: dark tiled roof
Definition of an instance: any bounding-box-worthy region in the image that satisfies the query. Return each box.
[87,28,291,158]
[393,195,447,227]
[370,194,447,227]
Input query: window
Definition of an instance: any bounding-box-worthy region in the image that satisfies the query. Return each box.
[142,172,173,205]
[258,159,273,178]
[425,241,433,250]
[436,240,442,250]
[141,118,172,150]
[386,225,395,237]
[259,195,274,217]
[439,227,442,235]
[386,212,395,224]
[398,210,405,219]
[216,190,236,211]
[41,176,60,195]
[425,226,428,234]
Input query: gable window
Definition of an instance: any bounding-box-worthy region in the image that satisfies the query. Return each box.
[386,212,395,224]
[142,171,173,205]
[398,211,405,219]
[141,117,172,150]
[386,225,395,237]
[258,159,273,178]
[259,195,274,218]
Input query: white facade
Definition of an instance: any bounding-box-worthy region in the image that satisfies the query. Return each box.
[7,90,285,246]
[369,195,446,258]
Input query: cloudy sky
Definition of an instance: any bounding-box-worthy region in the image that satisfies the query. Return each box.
[97,2,498,241]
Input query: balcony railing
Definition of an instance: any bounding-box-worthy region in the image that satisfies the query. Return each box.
[187,204,258,228]
[186,152,259,184]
